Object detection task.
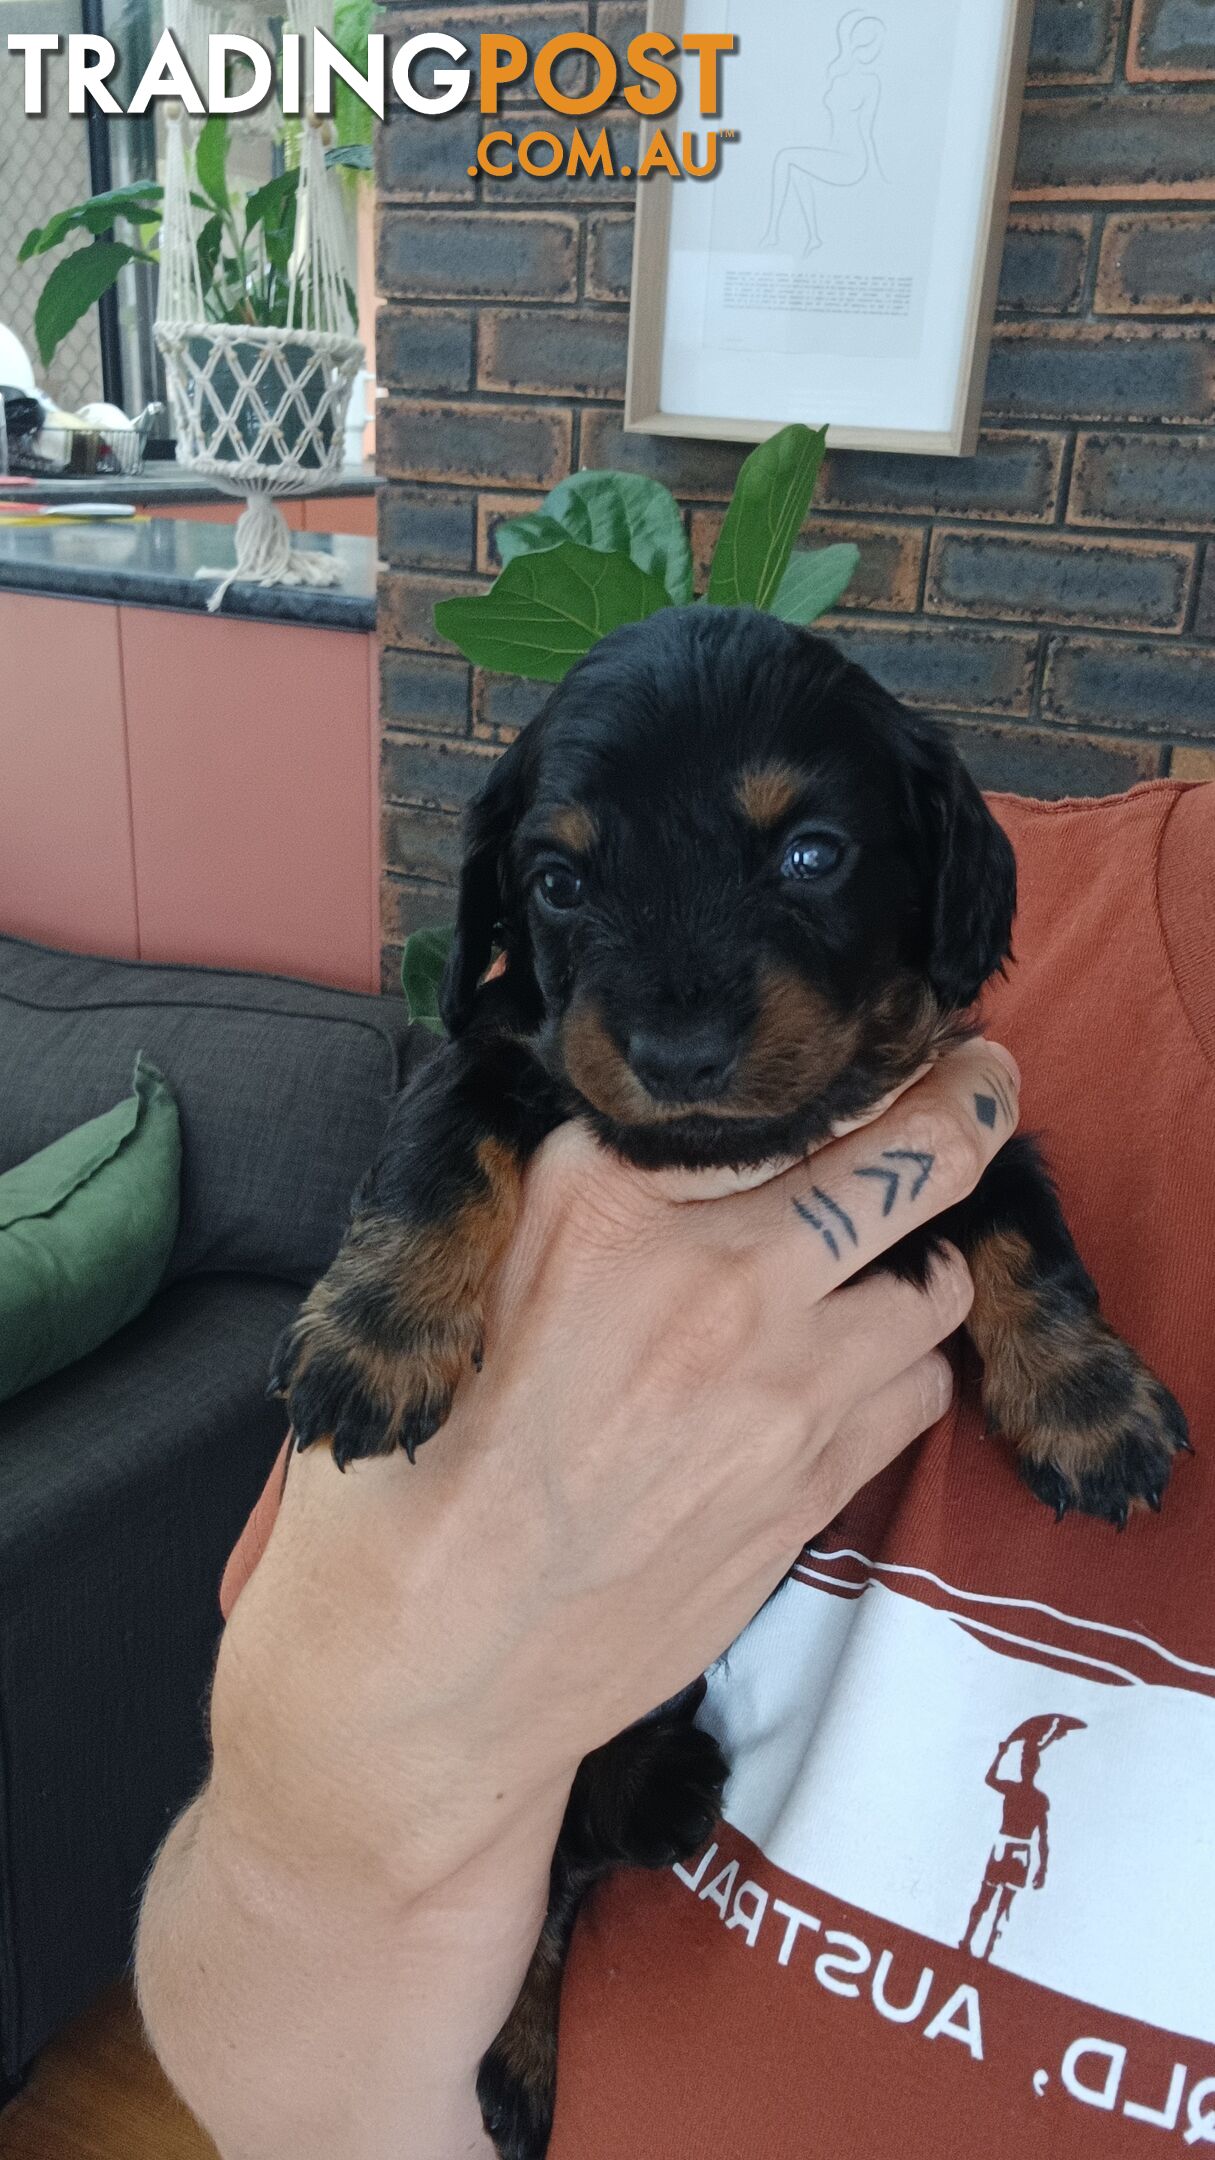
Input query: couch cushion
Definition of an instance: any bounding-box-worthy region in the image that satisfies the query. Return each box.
[0,1271,299,2073]
[0,1054,181,1405]
[0,937,432,1286]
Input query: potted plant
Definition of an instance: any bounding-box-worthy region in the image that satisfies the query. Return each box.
[404,422,858,1024]
[21,116,367,460]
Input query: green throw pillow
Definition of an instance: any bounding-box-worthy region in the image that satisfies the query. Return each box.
[0,1053,181,1406]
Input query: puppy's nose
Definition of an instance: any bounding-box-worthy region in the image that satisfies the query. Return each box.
[627,1021,739,1104]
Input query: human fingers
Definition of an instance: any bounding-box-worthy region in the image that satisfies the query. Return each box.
[783,1245,973,1415]
[630,1066,938,1207]
[799,1348,957,1530]
[724,1038,1020,1300]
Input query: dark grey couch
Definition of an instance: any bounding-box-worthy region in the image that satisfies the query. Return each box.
[0,935,427,2095]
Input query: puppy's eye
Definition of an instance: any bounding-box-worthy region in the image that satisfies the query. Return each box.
[535,863,585,913]
[780,829,845,881]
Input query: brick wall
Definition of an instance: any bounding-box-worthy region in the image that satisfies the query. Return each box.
[375,0,1215,983]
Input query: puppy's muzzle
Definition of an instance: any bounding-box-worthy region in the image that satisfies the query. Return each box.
[626,1019,740,1106]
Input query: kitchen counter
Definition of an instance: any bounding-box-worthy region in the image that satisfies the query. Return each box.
[15,462,380,508]
[0,513,376,629]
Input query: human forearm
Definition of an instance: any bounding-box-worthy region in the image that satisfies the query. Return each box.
[136,1533,571,2160]
[137,1045,1017,2157]
[138,1795,558,2160]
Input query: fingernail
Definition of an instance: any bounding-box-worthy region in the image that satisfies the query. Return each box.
[986,1042,1021,1090]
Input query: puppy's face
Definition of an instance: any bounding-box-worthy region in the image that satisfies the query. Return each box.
[442,610,1016,1170]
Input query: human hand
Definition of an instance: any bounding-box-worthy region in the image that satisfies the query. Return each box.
[228,1037,1018,1894]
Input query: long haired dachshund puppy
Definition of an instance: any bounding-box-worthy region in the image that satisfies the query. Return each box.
[273,607,1187,2159]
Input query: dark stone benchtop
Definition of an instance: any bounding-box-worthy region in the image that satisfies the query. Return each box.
[0,514,377,630]
[15,463,380,507]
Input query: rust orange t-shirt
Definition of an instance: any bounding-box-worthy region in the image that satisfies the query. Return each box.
[223,781,1215,2160]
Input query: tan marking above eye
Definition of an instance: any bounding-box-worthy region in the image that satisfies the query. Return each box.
[735,764,804,831]
[546,803,597,854]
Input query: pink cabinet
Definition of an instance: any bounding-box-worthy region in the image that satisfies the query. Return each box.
[1,593,381,992]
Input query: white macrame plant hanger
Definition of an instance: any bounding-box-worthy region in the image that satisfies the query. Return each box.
[155,0,364,611]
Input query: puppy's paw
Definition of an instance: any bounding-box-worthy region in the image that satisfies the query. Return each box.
[478,2040,555,2160]
[619,1721,729,1871]
[989,1319,1191,1529]
[269,1214,482,1466]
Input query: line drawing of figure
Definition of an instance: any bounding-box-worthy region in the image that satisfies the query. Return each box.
[961,1714,1088,1963]
[760,11,889,258]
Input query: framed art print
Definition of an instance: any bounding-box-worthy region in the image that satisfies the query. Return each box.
[626,0,1035,455]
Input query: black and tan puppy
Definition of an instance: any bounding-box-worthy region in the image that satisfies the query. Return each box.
[272,607,1187,2159]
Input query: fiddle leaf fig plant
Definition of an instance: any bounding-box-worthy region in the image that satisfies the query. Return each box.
[401,924,456,1034]
[433,423,858,684]
[415,423,860,1013]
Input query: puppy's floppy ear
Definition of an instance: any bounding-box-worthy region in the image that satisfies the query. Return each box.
[439,734,535,1036]
[906,722,1017,1012]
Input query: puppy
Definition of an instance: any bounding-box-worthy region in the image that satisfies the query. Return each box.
[273,607,1188,2159]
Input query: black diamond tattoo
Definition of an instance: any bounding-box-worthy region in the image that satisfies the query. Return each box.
[975,1093,998,1129]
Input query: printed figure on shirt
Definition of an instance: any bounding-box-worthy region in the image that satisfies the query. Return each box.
[961,1714,1087,1962]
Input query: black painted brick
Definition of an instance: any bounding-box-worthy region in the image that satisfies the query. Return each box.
[579,408,747,500]
[380,483,477,572]
[997,215,1092,314]
[381,567,487,651]
[388,7,592,104]
[1041,637,1215,737]
[379,399,573,487]
[383,803,466,882]
[596,0,648,42]
[477,491,546,571]
[984,325,1215,423]
[1196,549,1215,634]
[477,111,640,203]
[381,730,501,811]
[926,529,1194,631]
[1129,0,1215,79]
[823,624,1039,715]
[1014,94,1215,194]
[585,211,634,301]
[472,669,551,741]
[1069,433,1215,532]
[1028,0,1120,79]
[1096,212,1215,313]
[381,649,471,736]
[818,433,1066,525]
[377,209,579,302]
[377,306,474,393]
[948,720,1162,796]
[378,108,480,199]
[479,307,629,397]
[382,876,459,940]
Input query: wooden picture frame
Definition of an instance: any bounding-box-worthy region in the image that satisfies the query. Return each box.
[626,0,1035,456]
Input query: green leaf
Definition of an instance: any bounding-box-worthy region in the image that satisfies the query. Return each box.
[196,213,223,296]
[20,185,163,260]
[331,0,382,151]
[245,167,299,235]
[769,543,860,625]
[34,241,138,367]
[707,423,829,612]
[493,512,574,568]
[539,470,694,607]
[195,115,229,209]
[401,924,455,1034]
[434,542,671,683]
[245,168,299,275]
